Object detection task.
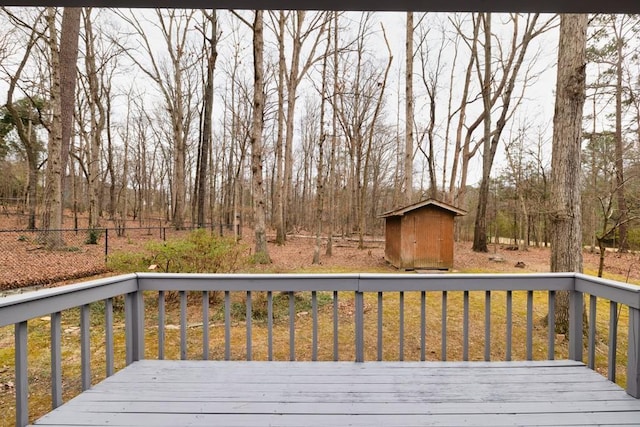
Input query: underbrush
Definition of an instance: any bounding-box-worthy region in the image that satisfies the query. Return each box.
[107,229,249,274]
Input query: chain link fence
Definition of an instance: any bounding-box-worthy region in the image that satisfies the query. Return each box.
[0,224,234,292]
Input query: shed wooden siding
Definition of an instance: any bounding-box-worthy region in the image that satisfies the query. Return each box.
[384,216,402,266]
[383,200,463,270]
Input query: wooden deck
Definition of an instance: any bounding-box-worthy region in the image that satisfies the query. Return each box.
[31,360,640,426]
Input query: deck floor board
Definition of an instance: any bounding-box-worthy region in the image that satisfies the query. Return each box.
[31,360,640,426]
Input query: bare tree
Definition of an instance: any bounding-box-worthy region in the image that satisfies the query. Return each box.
[415,15,447,199]
[1,8,46,230]
[233,10,270,262]
[81,8,105,229]
[404,11,414,205]
[42,7,64,247]
[331,15,393,248]
[268,11,328,242]
[117,9,198,229]
[472,13,554,252]
[588,15,640,252]
[193,10,219,228]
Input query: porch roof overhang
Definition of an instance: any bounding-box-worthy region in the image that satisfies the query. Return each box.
[0,0,638,13]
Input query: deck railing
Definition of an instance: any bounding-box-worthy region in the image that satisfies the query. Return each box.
[1,272,639,426]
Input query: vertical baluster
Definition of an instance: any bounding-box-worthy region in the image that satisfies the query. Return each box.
[125,294,133,365]
[355,291,364,363]
[246,291,252,361]
[202,291,209,360]
[420,291,426,362]
[268,291,273,361]
[135,292,144,362]
[608,301,618,382]
[80,304,91,390]
[105,299,114,376]
[225,291,231,360]
[158,291,165,360]
[333,291,339,361]
[377,292,383,361]
[180,291,187,360]
[51,312,62,409]
[289,291,295,361]
[506,290,512,361]
[441,291,447,361]
[463,291,469,361]
[485,291,491,361]
[312,291,318,361]
[526,290,533,361]
[15,321,28,427]
[399,291,404,361]
[548,291,555,360]
[588,294,597,370]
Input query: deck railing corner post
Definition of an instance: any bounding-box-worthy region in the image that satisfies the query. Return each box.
[125,290,145,364]
[627,306,640,398]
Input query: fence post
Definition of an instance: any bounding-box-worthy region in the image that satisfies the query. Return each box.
[104,228,108,263]
[627,307,640,398]
[569,289,584,362]
[355,290,364,363]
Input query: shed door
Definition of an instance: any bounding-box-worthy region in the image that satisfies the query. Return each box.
[414,211,443,268]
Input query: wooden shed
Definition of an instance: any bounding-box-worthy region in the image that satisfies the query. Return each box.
[381,199,466,270]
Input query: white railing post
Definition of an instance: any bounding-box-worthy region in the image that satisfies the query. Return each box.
[627,307,640,398]
[569,289,584,362]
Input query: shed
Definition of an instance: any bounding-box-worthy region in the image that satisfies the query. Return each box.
[381,199,466,270]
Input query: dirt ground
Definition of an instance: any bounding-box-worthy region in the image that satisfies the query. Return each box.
[260,234,640,282]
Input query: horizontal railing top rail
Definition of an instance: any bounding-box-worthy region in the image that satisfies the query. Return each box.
[3,272,640,328]
[2,272,640,427]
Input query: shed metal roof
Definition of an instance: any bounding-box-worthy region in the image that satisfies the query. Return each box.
[380,198,467,218]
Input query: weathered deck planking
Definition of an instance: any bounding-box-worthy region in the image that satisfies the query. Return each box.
[31,360,640,426]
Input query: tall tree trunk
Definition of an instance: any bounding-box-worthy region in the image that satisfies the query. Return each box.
[614,35,628,252]
[472,13,493,253]
[550,14,587,334]
[250,10,270,263]
[172,61,186,230]
[84,9,105,229]
[326,12,339,257]
[405,11,414,205]
[42,7,64,248]
[195,11,218,228]
[59,7,81,207]
[273,11,286,245]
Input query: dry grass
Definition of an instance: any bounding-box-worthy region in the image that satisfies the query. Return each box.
[0,284,630,427]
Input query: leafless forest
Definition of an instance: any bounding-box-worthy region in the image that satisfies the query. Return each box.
[0,10,638,270]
